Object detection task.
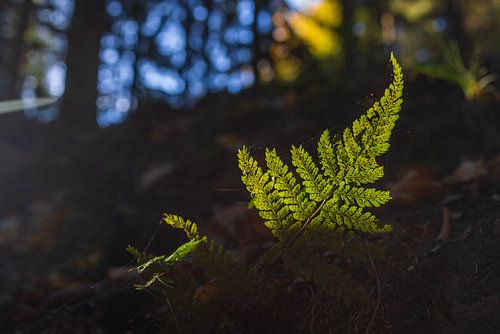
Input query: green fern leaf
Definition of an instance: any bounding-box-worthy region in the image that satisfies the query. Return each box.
[238,146,294,234]
[291,145,332,202]
[317,130,339,181]
[134,272,174,290]
[336,183,391,208]
[136,238,205,273]
[163,214,202,240]
[265,148,315,220]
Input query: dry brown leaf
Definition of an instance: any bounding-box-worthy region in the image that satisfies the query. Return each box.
[194,279,220,303]
[216,132,247,151]
[388,166,443,203]
[445,159,488,185]
[206,203,273,246]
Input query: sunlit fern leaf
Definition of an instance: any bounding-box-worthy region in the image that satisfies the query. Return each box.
[335,183,391,208]
[291,145,332,202]
[126,245,144,261]
[136,238,205,273]
[238,147,294,235]
[333,53,404,186]
[134,272,174,290]
[163,214,202,240]
[265,148,315,220]
[317,130,339,181]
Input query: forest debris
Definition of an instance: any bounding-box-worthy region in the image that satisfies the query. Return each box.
[494,220,500,235]
[388,166,443,203]
[437,207,452,241]
[27,208,71,252]
[452,296,500,321]
[0,214,23,246]
[149,116,192,142]
[139,162,173,189]
[444,159,488,184]
[207,203,273,246]
[195,279,220,303]
[108,266,138,280]
[216,132,247,151]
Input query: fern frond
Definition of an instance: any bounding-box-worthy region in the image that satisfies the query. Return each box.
[134,272,174,290]
[322,201,391,233]
[265,148,315,220]
[334,53,403,186]
[193,240,257,310]
[163,214,202,240]
[291,145,332,202]
[195,240,253,282]
[317,130,339,181]
[136,238,205,273]
[336,183,391,208]
[238,146,294,235]
[283,243,368,304]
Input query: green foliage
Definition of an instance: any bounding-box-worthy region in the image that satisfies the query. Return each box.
[415,41,497,101]
[128,53,404,331]
[239,52,402,237]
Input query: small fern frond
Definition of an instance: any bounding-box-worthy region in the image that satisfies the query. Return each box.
[238,146,294,234]
[163,214,202,240]
[291,145,332,202]
[283,243,368,304]
[336,183,391,208]
[333,52,404,186]
[195,240,253,283]
[342,164,385,185]
[136,238,205,273]
[320,199,391,233]
[265,148,315,220]
[134,272,174,290]
[317,130,339,181]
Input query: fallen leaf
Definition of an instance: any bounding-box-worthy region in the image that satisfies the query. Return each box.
[206,203,273,246]
[194,279,220,303]
[216,133,247,151]
[388,166,443,203]
[444,159,488,184]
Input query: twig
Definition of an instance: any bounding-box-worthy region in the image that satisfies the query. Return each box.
[142,218,163,254]
[365,249,381,334]
[430,295,454,329]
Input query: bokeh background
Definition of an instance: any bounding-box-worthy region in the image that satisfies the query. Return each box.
[1,0,500,332]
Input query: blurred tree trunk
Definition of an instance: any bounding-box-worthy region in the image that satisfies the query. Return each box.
[58,0,108,131]
[445,0,469,63]
[7,0,33,99]
[340,0,356,75]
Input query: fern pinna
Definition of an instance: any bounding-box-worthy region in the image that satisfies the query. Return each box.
[128,53,403,330]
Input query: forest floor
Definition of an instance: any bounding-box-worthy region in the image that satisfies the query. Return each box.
[1,81,500,333]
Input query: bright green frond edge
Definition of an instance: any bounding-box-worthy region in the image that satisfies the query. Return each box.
[127,53,404,324]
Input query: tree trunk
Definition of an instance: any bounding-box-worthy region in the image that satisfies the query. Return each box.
[58,0,108,131]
